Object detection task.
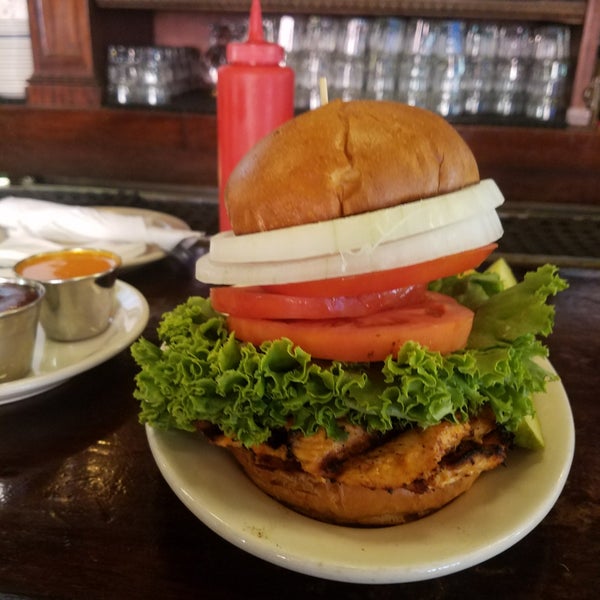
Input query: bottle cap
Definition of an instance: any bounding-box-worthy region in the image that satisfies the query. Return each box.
[226,0,285,65]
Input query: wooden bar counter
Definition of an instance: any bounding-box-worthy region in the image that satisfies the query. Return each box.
[0,249,598,599]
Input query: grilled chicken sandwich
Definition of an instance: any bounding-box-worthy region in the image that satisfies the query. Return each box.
[132,100,567,526]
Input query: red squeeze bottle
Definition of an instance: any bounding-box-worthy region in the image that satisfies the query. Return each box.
[216,0,295,231]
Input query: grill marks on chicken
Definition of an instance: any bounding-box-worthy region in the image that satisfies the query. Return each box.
[336,420,473,489]
[290,424,377,477]
[432,429,507,490]
[205,408,507,497]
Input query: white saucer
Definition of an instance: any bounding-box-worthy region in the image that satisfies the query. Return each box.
[0,280,149,404]
[146,364,574,583]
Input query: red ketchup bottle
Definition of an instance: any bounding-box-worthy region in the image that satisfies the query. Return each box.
[216,0,295,231]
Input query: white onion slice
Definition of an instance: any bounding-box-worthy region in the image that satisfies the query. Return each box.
[210,179,504,264]
[196,209,503,286]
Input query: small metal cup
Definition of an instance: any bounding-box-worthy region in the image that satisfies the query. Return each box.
[14,248,121,342]
[0,277,45,382]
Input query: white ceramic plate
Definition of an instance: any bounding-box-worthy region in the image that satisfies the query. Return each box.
[146,365,574,584]
[94,206,191,269]
[0,280,149,405]
[0,206,191,275]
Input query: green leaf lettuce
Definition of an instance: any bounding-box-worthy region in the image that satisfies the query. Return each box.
[132,264,568,447]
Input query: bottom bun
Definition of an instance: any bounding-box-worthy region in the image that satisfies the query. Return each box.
[230,446,483,527]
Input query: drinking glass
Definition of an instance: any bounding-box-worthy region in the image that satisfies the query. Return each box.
[493,24,532,116]
[397,53,432,108]
[428,21,465,116]
[462,23,498,114]
[525,25,571,121]
[368,18,405,56]
[365,53,399,100]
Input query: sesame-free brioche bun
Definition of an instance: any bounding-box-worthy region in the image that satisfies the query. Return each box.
[230,446,482,526]
[225,100,480,235]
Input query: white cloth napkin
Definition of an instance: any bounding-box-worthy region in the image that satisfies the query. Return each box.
[0,197,203,269]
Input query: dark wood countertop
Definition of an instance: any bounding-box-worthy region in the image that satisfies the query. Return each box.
[0,254,598,600]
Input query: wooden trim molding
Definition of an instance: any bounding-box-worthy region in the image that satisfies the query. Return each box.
[27,0,102,107]
[568,0,600,125]
[94,1,588,24]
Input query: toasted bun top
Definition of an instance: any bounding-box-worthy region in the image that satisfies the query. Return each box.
[225,100,480,235]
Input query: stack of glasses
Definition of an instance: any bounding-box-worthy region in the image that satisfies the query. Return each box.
[106,45,203,106]
[270,15,572,123]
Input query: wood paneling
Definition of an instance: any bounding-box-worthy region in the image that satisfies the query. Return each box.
[27,0,101,106]
[0,106,217,186]
[1,106,598,205]
[568,0,600,124]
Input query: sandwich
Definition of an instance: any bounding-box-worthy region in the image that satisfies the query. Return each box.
[132,100,567,526]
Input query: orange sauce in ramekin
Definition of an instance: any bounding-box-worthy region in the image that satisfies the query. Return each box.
[15,249,120,281]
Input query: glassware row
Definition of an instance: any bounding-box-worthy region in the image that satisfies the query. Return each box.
[277,16,572,121]
[206,15,572,122]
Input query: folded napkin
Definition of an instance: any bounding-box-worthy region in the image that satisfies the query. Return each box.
[0,197,203,268]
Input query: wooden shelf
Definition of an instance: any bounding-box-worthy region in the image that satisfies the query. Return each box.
[95,1,589,25]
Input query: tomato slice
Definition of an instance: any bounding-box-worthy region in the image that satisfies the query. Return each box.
[210,284,426,320]
[263,244,497,298]
[227,291,474,362]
